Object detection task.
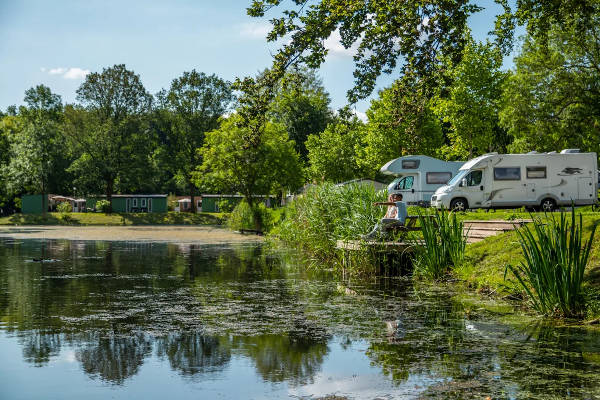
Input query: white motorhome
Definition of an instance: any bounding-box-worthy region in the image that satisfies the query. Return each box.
[431,150,599,211]
[380,155,465,206]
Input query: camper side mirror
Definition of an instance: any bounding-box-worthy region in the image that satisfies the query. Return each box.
[460,178,467,187]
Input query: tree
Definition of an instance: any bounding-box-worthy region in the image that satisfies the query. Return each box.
[248,0,599,105]
[0,114,22,212]
[356,77,444,176]
[433,38,509,159]
[164,70,233,212]
[269,67,333,159]
[196,116,303,228]
[66,65,152,211]
[4,85,66,214]
[499,21,600,153]
[305,119,364,183]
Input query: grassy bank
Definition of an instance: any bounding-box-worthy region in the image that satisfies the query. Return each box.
[0,211,227,226]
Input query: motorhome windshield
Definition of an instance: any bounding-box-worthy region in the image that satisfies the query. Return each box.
[447,170,468,186]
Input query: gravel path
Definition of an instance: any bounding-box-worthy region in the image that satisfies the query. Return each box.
[0,225,263,244]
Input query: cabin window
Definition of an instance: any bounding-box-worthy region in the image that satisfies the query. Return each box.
[141,198,147,207]
[494,167,521,181]
[526,166,547,179]
[466,170,483,186]
[401,160,420,169]
[132,198,138,207]
[426,172,452,184]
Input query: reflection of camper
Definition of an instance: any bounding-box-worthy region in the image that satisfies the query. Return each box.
[431,149,599,211]
[380,155,465,206]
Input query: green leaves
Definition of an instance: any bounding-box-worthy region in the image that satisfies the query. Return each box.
[506,209,597,317]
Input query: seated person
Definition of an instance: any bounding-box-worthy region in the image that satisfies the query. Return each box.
[362,193,407,239]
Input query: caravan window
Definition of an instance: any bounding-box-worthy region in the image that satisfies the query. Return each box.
[396,176,414,190]
[141,198,147,207]
[401,160,420,169]
[426,172,452,184]
[494,167,521,181]
[526,166,546,179]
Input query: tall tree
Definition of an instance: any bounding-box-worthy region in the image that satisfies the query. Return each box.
[305,118,365,183]
[433,37,509,159]
[5,85,65,214]
[269,67,333,159]
[67,64,152,211]
[500,20,600,153]
[0,114,21,213]
[356,76,443,176]
[196,115,303,227]
[165,70,233,212]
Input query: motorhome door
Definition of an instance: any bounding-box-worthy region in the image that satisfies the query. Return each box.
[461,170,488,208]
[392,175,418,204]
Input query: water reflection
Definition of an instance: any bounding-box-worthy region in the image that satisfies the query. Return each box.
[0,239,600,399]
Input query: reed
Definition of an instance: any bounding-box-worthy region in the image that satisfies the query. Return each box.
[412,208,468,279]
[275,182,385,261]
[505,208,597,317]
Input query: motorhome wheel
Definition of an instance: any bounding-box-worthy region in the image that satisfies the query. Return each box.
[540,198,556,212]
[450,198,468,211]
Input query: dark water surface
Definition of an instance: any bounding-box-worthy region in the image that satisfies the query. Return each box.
[1,239,599,399]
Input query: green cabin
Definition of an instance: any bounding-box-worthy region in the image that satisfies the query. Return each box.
[21,194,49,214]
[87,194,168,213]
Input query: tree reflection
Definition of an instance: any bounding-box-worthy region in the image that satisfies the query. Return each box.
[19,330,62,366]
[155,333,231,376]
[76,333,152,385]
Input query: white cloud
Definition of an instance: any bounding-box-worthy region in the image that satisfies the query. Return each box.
[48,67,67,75]
[43,67,90,80]
[324,29,359,58]
[239,22,271,39]
[63,67,90,80]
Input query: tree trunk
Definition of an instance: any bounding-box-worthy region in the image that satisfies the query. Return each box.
[41,180,47,216]
[106,179,114,214]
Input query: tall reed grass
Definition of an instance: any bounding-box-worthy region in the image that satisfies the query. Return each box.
[505,209,597,317]
[275,183,385,261]
[412,208,468,279]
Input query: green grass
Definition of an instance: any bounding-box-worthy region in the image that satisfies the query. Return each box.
[0,212,227,226]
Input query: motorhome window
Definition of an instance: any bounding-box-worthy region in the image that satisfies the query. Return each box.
[466,170,482,186]
[404,176,414,189]
[526,166,546,179]
[426,172,452,184]
[494,167,521,181]
[401,160,420,169]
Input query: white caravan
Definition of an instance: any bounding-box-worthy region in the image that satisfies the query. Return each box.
[380,155,465,206]
[431,150,599,211]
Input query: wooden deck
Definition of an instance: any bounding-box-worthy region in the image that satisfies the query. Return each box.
[336,219,531,251]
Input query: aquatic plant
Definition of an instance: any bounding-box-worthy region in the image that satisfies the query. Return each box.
[505,208,597,317]
[412,208,468,279]
[275,182,385,262]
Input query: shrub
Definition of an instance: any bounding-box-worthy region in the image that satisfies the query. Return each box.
[228,200,274,232]
[56,201,72,213]
[505,208,597,317]
[412,208,468,280]
[96,200,111,213]
[275,182,385,260]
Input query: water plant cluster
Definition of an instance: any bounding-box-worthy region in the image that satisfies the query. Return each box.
[506,210,597,318]
[412,208,468,280]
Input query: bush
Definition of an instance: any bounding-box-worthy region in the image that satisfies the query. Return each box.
[412,208,468,279]
[275,182,386,260]
[56,201,72,213]
[505,208,597,317]
[228,200,274,232]
[96,200,111,213]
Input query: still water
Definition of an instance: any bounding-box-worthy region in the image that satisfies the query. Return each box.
[0,239,599,399]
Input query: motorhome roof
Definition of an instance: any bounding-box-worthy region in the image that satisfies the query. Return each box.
[459,150,595,171]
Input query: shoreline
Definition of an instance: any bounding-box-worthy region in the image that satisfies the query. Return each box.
[0,225,263,244]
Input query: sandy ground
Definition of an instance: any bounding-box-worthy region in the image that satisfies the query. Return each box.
[0,225,263,244]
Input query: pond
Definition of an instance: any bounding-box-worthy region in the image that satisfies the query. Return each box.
[0,239,599,399]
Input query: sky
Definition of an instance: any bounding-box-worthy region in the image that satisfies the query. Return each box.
[0,0,518,118]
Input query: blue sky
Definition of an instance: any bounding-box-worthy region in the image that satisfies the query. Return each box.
[0,0,516,117]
